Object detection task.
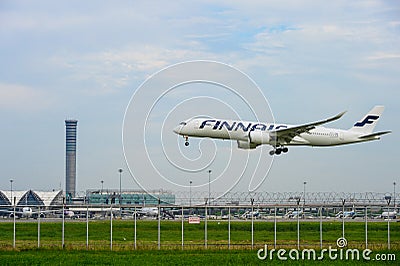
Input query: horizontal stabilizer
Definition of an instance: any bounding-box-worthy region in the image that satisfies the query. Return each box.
[359,131,392,139]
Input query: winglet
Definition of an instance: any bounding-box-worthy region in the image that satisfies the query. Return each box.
[326,111,346,124]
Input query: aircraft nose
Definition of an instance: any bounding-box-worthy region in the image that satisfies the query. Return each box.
[173,125,181,134]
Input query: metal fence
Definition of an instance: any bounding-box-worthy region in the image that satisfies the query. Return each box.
[82,190,399,206]
[0,202,398,251]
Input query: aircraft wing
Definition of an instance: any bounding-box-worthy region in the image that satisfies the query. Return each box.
[0,209,24,215]
[31,209,59,215]
[270,111,346,145]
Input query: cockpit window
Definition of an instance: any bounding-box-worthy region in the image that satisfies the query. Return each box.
[179,122,187,125]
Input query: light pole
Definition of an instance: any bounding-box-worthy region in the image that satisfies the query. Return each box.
[251,198,254,250]
[10,179,13,204]
[394,182,396,210]
[62,197,65,249]
[101,180,104,213]
[365,205,368,249]
[303,181,307,209]
[296,196,301,249]
[189,180,192,208]
[208,170,212,205]
[157,198,161,250]
[11,179,15,249]
[319,206,323,249]
[341,198,346,239]
[385,195,391,250]
[118,168,123,217]
[205,198,208,249]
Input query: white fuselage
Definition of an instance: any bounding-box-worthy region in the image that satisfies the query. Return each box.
[21,207,33,218]
[9,207,33,218]
[174,106,390,155]
[174,118,378,147]
[381,211,397,219]
[139,207,158,216]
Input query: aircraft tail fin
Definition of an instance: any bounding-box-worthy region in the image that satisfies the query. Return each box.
[350,106,385,134]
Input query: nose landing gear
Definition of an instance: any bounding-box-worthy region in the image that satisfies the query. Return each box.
[184,136,189,146]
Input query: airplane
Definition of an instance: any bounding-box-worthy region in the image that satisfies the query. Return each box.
[173,106,391,155]
[380,210,397,219]
[1,207,54,219]
[335,210,357,219]
[241,209,260,219]
[135,207,175,219]
[138,207,159,217]
[284,210,303,219]
[64,209,78,219]
[11,207,33,218]
[124,207,161,218]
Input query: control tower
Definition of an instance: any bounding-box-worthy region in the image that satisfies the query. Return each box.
[65,120,78,199]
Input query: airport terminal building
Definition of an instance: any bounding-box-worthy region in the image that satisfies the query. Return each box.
[0,189,175,207]
[0,190,63,206]
[85,189,176,205]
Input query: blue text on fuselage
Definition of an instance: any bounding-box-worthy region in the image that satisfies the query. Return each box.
[199,120,287,132]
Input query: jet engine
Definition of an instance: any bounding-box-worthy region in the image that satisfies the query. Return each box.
[249,131,273,145]
[236,140,258,149]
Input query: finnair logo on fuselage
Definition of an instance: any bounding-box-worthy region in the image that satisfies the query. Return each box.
[199,119,287,132]
[353,115,379,127]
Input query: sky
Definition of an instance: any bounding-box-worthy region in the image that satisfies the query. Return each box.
[0,1,399,197]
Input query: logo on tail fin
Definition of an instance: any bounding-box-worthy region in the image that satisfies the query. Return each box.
[354,115,379,127]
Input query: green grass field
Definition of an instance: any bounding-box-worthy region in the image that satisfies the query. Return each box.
[0,220,398,265]
[0,249,398,265]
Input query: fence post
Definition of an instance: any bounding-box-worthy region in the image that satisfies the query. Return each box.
[251,198,254,250]
[365,205,368,249]
[110,205,113,251]
[341,198,346,240]
[297,198,300,249]
[205,199,208,249]
[13,197,16,249]
[86,205,89,250]
[274,206,277,249]
[62,198,65,249]
[385,196,391,250]
[158,198,161,250]
[228,206,231,250]
[38,206,41,248]
[134,206,137,250]
[319,206,322,249]
[181,205,184,250]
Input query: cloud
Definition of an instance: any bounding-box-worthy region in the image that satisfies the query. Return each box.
[48,45,219,96]
[0,83,54,112]
[0,0,398,193]
[366,52,400,60]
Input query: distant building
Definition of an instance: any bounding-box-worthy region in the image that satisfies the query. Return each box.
[65,120,78,199]
[86,189,175,205]
[0,190,63,206]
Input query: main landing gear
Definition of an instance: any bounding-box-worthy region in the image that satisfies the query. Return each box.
[269,146,288,156]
